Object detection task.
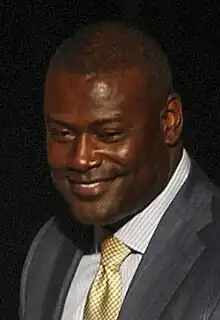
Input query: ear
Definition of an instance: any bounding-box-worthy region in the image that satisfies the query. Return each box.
[160,93,183,146]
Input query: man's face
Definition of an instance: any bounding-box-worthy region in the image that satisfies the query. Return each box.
[44,68,177,225]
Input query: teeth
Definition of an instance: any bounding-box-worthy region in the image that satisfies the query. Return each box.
[79,182,100,188]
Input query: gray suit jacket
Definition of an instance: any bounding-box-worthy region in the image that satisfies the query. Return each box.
[20,162,220,320]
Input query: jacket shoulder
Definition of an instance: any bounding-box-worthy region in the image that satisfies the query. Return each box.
[19,218,58,319]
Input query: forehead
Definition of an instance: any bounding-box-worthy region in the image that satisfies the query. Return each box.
[44,68,152,121]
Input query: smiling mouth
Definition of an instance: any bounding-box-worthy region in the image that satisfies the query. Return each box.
[67,177,116,199]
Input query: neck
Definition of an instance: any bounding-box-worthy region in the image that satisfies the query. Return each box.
[168,144,183,180]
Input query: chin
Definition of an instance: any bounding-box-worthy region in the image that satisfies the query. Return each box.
[69,204,121,226]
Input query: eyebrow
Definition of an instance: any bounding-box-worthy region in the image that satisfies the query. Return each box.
[46,115,123,129]
[46,117,75,130]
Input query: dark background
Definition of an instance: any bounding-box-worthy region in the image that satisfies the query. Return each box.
[1,1,220,319]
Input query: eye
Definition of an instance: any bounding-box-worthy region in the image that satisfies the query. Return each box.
[48,127,76,142]
[97,130,125,142]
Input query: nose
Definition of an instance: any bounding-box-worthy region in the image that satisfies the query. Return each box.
[70,133,101,171]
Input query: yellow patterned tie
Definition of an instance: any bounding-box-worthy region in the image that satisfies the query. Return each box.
[83,236,131,320]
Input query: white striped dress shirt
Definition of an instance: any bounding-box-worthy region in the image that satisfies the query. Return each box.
[61,149,191,320]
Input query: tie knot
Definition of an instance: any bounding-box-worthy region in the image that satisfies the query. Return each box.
[100,236,131,270]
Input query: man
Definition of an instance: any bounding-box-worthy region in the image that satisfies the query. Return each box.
[20,22,220,320]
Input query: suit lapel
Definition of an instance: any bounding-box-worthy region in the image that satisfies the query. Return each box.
[119,163,212,320]
[41,217,93,320]
[53,248,83,320]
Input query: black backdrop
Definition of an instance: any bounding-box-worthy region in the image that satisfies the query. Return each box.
[1,1,220,319]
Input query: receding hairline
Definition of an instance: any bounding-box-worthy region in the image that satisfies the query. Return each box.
[48,22,173,94]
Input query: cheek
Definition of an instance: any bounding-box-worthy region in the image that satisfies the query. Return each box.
[116,136,151,170]
[110,137,145,167]
[116,144,134,162]
[47,140,70,167]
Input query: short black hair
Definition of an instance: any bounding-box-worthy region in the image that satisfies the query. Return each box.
[49,21,173,95]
